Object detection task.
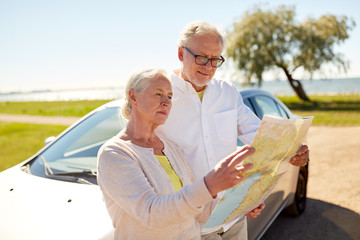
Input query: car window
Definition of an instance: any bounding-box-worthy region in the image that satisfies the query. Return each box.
[253,95,282,119]
[29,107,126,178]
[277,103,290,119]
[243,98,255,113]
[64,112,121,158]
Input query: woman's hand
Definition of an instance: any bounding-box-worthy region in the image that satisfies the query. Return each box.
[204,145,255,198]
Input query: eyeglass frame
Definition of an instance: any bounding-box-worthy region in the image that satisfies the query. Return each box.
[182,46,225,68]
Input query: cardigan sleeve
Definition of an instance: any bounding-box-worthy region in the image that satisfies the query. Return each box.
[97,142,213,228]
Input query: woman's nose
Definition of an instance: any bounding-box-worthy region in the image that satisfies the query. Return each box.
[161,97,171,106]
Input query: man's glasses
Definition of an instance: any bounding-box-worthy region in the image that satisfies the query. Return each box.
[182,46,225,68]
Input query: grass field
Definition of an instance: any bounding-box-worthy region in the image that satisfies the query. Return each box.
[0,100,111,116]
[0,94,359,171]
[278,94,360,126]
[0,122,67,171]
[0,100,111,171]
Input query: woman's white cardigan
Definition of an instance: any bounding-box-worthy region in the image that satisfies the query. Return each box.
[97,134,214,240]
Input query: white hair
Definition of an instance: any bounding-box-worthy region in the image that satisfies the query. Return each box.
[122,67,169,119]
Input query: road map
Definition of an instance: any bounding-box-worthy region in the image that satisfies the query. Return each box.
[203,115,314,231]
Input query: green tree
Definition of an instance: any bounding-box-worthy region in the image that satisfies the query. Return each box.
[226,5,355,101]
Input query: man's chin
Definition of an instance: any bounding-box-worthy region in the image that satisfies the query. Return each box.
[195,80,210,88]
[194,76,212,86]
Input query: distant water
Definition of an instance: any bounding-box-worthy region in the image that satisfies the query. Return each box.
[1,78,359,102]
[0,87,124,102]
[249,78,360,96]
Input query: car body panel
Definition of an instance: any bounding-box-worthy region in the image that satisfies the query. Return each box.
[0,165,114,240]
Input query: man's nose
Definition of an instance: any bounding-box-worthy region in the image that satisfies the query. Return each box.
[204,60,213,69]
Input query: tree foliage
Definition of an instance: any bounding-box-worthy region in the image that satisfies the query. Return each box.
[226,5,355,101]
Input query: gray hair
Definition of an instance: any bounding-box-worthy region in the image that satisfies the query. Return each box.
[122,67,169,119]
[177,21,225,50]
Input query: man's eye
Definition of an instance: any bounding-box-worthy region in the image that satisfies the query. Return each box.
[198,56,209,63]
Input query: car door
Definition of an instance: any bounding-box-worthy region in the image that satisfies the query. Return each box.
[244,94,299,240]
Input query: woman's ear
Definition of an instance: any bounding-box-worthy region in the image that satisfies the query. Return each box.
[129,90,137,106]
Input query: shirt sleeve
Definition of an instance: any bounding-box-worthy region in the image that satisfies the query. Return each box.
[236,90,261,145]
[97,144,213,228]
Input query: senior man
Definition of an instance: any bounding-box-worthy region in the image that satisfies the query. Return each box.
[156,21,309,240]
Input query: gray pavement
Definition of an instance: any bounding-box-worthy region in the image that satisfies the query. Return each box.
[0,113,80,126]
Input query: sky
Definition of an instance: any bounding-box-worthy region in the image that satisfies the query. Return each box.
[1,0,359,92]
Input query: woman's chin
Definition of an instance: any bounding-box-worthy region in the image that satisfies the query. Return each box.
[154,117,169,126]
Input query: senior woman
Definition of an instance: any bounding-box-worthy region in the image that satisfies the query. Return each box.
[97,67,254,240]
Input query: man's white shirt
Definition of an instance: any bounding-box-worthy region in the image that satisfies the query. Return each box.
[156,72,261,232]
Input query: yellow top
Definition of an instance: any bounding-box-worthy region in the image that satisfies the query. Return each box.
[197,90,204,102]
[155,155,183,191]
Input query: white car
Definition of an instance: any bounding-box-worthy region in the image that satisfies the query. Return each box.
[239,89,308,240]
[0,89,308,240]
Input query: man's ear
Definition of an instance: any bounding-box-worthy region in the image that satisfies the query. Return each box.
[178,46,184,62]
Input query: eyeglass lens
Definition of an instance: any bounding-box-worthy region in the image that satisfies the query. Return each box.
[183,46,224,68]
[195,56,223,68]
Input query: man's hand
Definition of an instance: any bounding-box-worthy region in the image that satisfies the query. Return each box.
[245,203,265,218]
[290,144,310,167]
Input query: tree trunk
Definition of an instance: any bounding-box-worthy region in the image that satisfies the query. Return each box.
[282,68,311,102]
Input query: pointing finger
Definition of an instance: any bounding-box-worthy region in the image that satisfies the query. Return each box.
[228,147,255,168]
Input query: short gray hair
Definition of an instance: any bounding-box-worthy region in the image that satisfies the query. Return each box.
[122,67,169,119]
[177,21,225,49]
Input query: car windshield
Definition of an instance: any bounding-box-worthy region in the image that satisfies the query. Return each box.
[28,106,126,184]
